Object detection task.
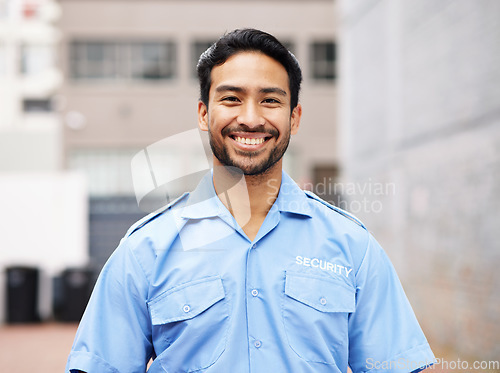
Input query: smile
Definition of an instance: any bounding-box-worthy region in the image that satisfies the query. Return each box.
[234,136,266,145]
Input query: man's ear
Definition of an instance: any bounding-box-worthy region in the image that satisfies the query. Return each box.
[290,103,302,135]
[198,101,209,131]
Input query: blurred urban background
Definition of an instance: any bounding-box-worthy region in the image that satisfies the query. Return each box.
[0,0,499,372]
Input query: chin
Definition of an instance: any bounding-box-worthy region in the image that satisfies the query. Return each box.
[239,160,281,176]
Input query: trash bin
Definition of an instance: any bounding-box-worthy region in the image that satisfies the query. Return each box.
[6,266,40,323]
[54,268,92,322]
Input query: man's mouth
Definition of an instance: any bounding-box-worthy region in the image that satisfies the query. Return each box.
[228,131,274,148]
[233,136,266,145]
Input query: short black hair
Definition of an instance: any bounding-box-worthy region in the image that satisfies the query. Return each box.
[197,28,302,109]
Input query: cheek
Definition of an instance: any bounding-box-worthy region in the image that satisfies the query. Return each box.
[209,107,235,128]
[263,107,291,123]
[272,115,293,134]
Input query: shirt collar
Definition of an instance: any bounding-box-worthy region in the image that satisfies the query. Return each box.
[179,170,313,219]
[274,171,313,218]
[179,171,224,219]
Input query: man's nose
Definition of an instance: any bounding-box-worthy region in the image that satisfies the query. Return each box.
[237,102,264,128]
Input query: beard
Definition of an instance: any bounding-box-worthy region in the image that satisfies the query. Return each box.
[208,123,291,176]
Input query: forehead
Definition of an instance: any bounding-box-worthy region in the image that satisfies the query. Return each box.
[209,52,290,96]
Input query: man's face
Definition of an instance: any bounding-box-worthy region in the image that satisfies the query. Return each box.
[198,51,301,176]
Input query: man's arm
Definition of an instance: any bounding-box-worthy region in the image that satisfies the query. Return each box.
[348,234,436,373]
[66,240,153,373]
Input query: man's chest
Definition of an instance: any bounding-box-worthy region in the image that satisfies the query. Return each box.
[148,217,355,303]
[144,218,356,372]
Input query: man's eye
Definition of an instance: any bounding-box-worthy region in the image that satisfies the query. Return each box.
[222,96,240,102]
[263,98,280,104]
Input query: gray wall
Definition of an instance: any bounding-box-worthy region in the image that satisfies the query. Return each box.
[339,0,500,361]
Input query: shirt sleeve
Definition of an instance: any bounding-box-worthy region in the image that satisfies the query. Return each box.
[348,234,436,373]
[66,239,153,373]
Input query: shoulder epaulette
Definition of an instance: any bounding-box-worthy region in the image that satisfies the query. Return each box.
[304,190,366,229]
[125,192,189,237]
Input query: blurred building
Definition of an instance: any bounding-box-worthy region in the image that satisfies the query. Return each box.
[0,0,87,323]
[57,0,340,270]
[339,0,500,362]
[0,0,61,170]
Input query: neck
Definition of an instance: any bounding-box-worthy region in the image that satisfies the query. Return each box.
[212,162,282,240]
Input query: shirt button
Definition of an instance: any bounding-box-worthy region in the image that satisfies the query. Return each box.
[254,340,262,348]
[183,304,191,313]
[320,297,327,305]
[251,289,259,297]
[251,244,257,249]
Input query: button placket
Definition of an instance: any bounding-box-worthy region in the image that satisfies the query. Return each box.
[246,240,265,361]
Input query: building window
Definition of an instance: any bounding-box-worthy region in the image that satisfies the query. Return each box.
[68,148,140,196]
[191,40,216,78]
[21,44,55,76]
[133,42,176,80]
[23,98,52,113]
[70,41,176,81]
[310,41,336,81]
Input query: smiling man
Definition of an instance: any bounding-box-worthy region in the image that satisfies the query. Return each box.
[197,48,302,240]
[66,29,435,373]
[199,52,299,177]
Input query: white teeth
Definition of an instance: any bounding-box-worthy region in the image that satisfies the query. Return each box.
[235,136,265,145]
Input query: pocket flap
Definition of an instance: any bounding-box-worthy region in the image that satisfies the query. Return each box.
[148,276,225,324]
[285,272,355,312]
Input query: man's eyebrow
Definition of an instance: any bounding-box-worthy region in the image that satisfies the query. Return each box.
[215,85,245,93]
[214,85,287,97]
[260,87,287,96]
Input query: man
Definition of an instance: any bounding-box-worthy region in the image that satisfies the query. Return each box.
[66,29,435,373]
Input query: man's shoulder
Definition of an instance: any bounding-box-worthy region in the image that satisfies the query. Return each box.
[302,190,371,275]
[104,193,191,283]
[303,190,366,230]
[125,192,190,238]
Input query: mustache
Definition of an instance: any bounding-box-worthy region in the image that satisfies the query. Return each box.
[221,125,279,137]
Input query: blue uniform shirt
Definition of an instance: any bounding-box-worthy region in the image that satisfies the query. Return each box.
[66,171,435,373]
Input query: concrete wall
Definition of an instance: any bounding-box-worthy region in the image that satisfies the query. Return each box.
[339,0,500,362]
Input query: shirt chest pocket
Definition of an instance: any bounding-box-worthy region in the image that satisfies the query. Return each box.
[148,276,230,373]
[282,272,355,367]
